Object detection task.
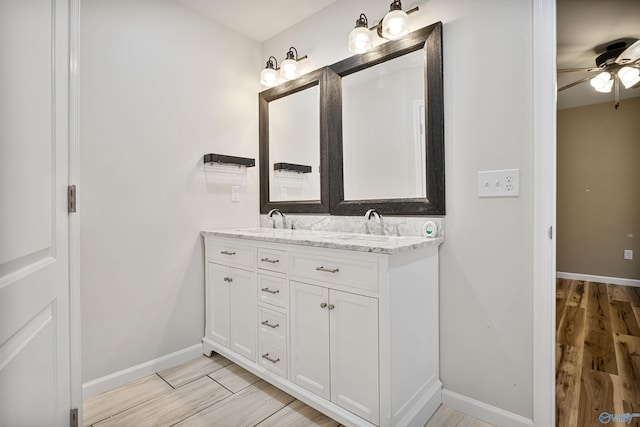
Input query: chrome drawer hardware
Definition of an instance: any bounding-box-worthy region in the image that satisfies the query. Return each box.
[223,277,233,282]
[261,287,280,294]
[220,251,236,255]
[316,266,339,273]
[320,302,328,308]
[328,304,335,310]
[261,320,279,329]
[261,353,280,364]
[261,257,280,263]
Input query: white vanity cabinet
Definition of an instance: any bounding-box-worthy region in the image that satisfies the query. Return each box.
[291,281,379,424]
[202,230,442,427]
[205,241,257,362]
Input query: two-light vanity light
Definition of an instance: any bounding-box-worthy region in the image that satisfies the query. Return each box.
[260,47,308,88]
[589,66,640,93]
[348,0,419,54]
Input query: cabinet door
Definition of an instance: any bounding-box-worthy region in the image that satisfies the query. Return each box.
[290,281,330,400]
[207,263,230,347]
[330,290,379,425]
[229,267,257,362]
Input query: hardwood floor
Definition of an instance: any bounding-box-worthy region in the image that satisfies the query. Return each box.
[83,354,492,427]
[556,278,640,427]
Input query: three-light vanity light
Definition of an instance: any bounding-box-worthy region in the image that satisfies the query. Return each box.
[348,0,419,54]
[260,47,308,88]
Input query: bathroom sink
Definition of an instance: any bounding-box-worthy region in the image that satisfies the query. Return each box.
[331,234,393,242]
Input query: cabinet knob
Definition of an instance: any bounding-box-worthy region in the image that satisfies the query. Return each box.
[320,302,328,309]
[223,277,233,282]
[328,304,335,310]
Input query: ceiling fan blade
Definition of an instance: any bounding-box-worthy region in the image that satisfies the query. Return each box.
[615,39,640,64]
[557,67,601,73]
[558,75,593,92]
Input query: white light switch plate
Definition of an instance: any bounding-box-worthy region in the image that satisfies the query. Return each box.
[478,169,520,197]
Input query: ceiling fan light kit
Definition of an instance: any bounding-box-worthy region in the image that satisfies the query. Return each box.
[559,39,640,108]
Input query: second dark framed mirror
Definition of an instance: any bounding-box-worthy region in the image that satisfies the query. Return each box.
[329,21,445,216]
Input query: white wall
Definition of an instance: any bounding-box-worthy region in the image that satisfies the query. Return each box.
[263,0,534,418]
[80,0,261,382]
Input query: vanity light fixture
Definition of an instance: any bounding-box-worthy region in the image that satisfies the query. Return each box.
[381,0,411,40]
[280,47,308,81]
[348,14,373,54]
[260,56,279,87]
[348,2,419,54]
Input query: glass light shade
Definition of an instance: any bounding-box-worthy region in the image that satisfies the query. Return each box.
[260,67,278,87]
[619,66,640,88]
[589,71,611,90]
[381,9,409,40]
[349,26,373,54]
[280,58,299,80]
[594,78,613,93]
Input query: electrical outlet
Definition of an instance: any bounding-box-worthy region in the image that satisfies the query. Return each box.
[624,249,633,260]
[478,169,520,197]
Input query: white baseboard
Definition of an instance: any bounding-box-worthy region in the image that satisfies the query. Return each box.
[556,272,640,288]
[441,389,533,427]
[82,343,204,399]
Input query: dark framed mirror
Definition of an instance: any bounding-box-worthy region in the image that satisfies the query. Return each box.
[329,21,445,215]
[259,67,340,213]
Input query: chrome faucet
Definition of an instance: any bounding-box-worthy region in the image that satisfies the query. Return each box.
[364,208,385,235]
[267,209,287,229]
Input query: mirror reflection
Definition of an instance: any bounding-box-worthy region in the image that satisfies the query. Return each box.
[268,86,320,202]
[342,50,425,200]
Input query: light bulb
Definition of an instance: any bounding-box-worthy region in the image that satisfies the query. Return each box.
[260,67,278,87]
[280,58,298,80]
[594,78,613,93]
[589,71,611,90]
[619,66,640,88]
[349,26,373,54]
[381,9,409,40]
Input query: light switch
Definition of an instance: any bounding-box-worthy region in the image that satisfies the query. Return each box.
[231,185,240,202]
[478,169,520,197]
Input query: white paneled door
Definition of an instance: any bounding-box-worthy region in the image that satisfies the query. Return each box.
[0,0,74,425]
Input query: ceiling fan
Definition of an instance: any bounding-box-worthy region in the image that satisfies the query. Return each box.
[558,39,640,109]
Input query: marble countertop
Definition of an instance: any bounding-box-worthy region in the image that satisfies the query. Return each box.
[201,227,443,254]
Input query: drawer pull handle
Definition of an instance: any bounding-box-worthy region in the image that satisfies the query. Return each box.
[261,320,279,329]
[223,277,233,282]
[261,257,280,264]
[316,266,339,273]
[261,287,280,294]
[261,353,280,364]
[220,251,236,256]
[320,302,327,309]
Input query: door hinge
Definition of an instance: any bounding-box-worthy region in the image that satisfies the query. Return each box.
[70,408,78,427]
[68,185,76,213]
[548,226,553,239]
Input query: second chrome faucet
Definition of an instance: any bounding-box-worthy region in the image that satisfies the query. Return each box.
[364,208,385,235]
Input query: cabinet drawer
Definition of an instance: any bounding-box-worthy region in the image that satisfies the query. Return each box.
[290,252,378,292]
[207,241,255,270]
[258,306,287,347]
[257,274,288,308]
[257,248,287,273]
[258,341,287,378]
